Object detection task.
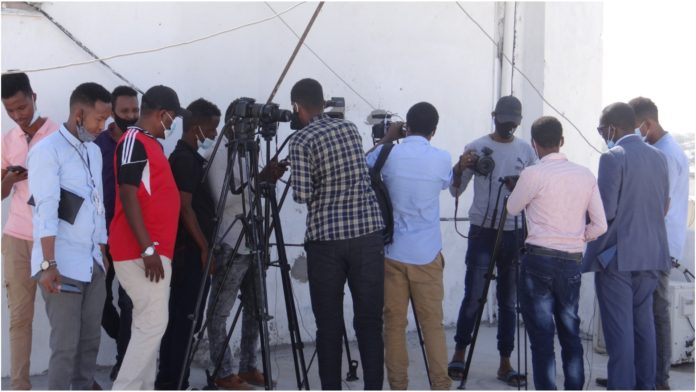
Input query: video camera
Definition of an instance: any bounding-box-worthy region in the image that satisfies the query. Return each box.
[230,97,292,124]
[367,110,405,142]
[325,97,345,119]
[225,97,292,142]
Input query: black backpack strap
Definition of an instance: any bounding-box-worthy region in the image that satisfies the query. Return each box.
[373,143,394,173]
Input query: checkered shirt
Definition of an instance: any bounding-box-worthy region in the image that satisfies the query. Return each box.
[289,114,384,242]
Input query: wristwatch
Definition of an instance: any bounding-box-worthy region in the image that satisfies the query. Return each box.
[40,260,57,271]
[141,242,159,258]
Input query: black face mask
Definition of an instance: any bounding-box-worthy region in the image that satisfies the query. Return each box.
[113,114,137,132]
[494,122,517,139]
[290,111,303,130]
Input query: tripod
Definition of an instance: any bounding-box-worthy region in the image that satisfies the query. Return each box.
[178,116,310,390]
[457,195,510,390]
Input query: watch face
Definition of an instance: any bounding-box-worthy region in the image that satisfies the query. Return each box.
[41,260,49,270]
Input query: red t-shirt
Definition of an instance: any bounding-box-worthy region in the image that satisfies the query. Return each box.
[109,127,180,261]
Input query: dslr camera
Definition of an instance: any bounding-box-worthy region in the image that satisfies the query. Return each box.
[368,111,405,142]
[473,147,495,176]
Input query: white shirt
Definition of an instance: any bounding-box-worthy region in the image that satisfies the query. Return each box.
[204,136,251,254]
[653,133,690,259]
[28,125,107,282]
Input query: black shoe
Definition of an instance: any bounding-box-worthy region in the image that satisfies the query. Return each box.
[110,364,121,382]
[596,377,608,388]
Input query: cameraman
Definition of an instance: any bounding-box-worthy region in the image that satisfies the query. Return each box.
[448,96,536,387]
[367,102,452,390]
[288,78,385,390]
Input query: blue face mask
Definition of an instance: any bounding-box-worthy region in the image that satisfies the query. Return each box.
[162,112,177,139]
[635,122,647,142]
[197,126,214,154]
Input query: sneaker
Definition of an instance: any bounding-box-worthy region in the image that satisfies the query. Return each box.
[215,374,254,390]
[238,368,267,387]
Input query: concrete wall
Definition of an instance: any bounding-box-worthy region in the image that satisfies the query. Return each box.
[1,2,604,376]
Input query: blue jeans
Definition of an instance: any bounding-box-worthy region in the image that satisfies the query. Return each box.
[519,252,584,390]
[454,225,522,357]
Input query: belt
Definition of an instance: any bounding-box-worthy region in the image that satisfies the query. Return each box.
[524,244,583,262]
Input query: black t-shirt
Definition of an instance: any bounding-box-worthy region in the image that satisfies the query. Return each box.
[169,140,216,247]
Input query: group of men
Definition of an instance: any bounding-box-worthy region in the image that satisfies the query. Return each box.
[1,72,689,392]
[1,74,265,390]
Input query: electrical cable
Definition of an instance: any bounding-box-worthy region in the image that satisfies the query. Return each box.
[510,1,518,95]
[3,2,306,75]
[264,2,377,110]
[455,2,603,154]
[22,2,143,93]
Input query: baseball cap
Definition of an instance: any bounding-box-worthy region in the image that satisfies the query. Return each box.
[494,95,522,125]
[141,85,190,117]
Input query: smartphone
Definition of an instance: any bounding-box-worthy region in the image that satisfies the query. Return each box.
[6,165,27,174]
[59,283,82,294]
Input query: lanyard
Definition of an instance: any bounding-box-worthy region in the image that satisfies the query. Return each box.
[58,129,105,215]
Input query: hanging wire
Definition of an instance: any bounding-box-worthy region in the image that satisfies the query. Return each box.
[455,2,603,154]
[510,2,518,95]
[264,2,377,110]
[2,2,306,76]
[23,2,143,93]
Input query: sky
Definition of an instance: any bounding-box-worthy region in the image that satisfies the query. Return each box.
[602,0,695,135]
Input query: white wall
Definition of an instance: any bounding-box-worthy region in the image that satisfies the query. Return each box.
[1,2,604,376]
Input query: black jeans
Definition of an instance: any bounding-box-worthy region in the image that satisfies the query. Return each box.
[101,245,133,368]
[155,243,211,390]
[305,231,385,390]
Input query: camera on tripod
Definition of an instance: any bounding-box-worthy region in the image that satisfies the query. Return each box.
[226,97,293,142]
[368,110,405,142]
[325,97,345,119]
[473,147,495,176]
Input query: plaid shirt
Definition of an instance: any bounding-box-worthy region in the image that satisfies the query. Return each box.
[289,114,384,242]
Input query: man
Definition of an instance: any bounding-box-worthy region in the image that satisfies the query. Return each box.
[507,116,607,390]
[366,102,452,390]
[202,103,266,390]
[109,85,186,390]
[155,98,220,390]
[27,82,111,389]
[93,85,139,381]
[288,78,385,390]
[584,102,670,390]
[630,97,689,390]
[1,72,59,390]
[448,95,535,387]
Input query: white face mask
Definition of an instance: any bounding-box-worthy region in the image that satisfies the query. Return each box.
[77,122,96,142]
[161,112,177,139]
[196,127,215,158]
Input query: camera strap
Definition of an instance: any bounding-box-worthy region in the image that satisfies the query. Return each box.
[373,142,394,173]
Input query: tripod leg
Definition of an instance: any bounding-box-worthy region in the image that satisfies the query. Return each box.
[410,297,432,388]
[267,186,310,390]
[342,322,359,382]
[458,197,510,390]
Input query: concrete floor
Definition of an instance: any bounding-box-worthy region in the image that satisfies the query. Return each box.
[3,323,694,390]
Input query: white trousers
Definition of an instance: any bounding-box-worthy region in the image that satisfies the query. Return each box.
[112,257,172,390]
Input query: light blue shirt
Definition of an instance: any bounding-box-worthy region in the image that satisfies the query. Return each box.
[28,125,107,282]
[653,133,690,259]
[367,136,452,264]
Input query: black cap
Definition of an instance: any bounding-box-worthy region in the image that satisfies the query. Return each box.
[494,95,522,125]
[142,85,190,117]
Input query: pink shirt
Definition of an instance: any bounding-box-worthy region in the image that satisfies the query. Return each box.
[507,153,607,253]
[2,119,59,240]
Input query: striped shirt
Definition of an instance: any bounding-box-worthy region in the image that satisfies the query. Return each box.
[289,114,384,242]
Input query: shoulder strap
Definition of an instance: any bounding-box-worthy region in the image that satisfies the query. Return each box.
[373,143,394,173]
